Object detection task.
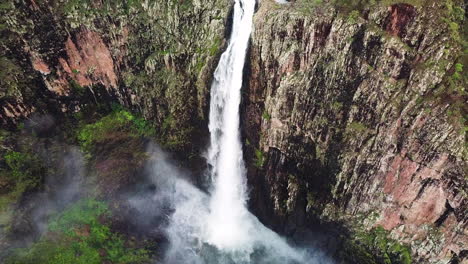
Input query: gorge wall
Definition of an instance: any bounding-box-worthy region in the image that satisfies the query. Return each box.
[0,0,231,155]
[0,0,466,263]
[243,0,466,263]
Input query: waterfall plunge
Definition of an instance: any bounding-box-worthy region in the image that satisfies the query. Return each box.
[205,0,255,250]
[143,1,335,263]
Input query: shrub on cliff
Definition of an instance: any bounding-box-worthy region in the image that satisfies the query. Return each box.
[77,106,155,153]
[0,150,46,212]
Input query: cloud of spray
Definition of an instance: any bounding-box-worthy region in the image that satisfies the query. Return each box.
[32,147,85,235]
[135,144,335,264]
[0,115,86,259]
[18,115,86,236]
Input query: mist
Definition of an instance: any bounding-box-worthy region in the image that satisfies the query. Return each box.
[127,0,337,263]
[129,144,335,264]
[0,114,87,260]
[2,0,336,262]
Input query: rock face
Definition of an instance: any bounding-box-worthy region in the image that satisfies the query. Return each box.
[1,0,466,263]
[0,0,231,154]
[243,0,466,263]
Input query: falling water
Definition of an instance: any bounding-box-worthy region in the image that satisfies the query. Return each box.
[205,0,255,250]
[145,0,336,263]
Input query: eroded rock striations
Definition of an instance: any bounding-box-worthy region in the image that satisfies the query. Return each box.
[0,0,466,263]
[244,0,466,263]
[0,0,230,154]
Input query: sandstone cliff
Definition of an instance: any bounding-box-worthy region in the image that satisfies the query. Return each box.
[0,0,230,154]
[0,0,466,263]
[244,0,466,263]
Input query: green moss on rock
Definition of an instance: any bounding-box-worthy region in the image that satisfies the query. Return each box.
[254,148,266,168]
[342,226,412,264]
[77,106,155,153]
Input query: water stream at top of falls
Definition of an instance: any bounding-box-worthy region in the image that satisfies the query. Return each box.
[205,0,255,250]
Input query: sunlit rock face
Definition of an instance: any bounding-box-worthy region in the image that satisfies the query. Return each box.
[243,1,466,263]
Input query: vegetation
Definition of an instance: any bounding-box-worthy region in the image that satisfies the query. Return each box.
[262,110,271,121]
[331,0,423,13]
[295,0,324,14]
[347,10,360,24]
[0,57,24,98]
[0,150,45,211]
[5,198,150,264]
[345,121,370,139]
[123,68,196,152]
[69,80,86,96]
[0,105,155,261]
[3,0,222,154]
[422,0,467,133]
[315,144,326,164]
[441,1,466,139]
[159,113,194,151]
[77,105,155,153]
[254,148,266,168]
[331,101,344,112]
[306,192,316,209]
[443,0,465,42]
[343,226,412,264]
[296,0,424,14]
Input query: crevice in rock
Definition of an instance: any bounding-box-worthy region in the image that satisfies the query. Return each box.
[314,22,332,48]
[434,200,455,227]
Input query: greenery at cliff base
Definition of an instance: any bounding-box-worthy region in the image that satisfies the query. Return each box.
[1,104,156,264]
[343,226,412,264]
[5,198,150,264]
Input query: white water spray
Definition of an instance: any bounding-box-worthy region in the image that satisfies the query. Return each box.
[205,0,255,250]
[138,1,336,263]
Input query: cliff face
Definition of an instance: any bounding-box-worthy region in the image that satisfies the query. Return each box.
[244,0,466,263]
[1,0,466,263]
[0,0,230,154]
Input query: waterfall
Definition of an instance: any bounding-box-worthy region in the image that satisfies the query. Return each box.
[205,0,255,250]
[154,1,335,263]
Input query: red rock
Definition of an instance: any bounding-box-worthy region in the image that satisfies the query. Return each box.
[385,4,417,38]
[43,29,118,95]
[31,57,50,75]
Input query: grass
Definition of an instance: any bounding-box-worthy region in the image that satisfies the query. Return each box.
[77,105,155,152]
[424,58,466,135]
[5,198,150,264]
[348,122,368,132]
[48,199,109,233]
[443,0,465,42]
[331,101,344,111]
[69,80,86,95]
[295,0,324,14]
[0,130,45,227]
